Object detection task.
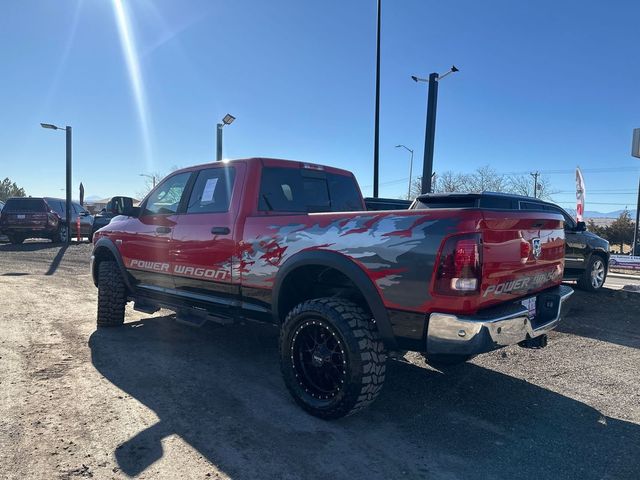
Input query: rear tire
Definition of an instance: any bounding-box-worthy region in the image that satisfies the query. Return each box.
[8,235,25,245]
[97,261,126,327]
[577,255,607,292]
[280,298,386,419]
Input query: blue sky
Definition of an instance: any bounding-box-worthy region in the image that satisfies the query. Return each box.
[1,0,639,211]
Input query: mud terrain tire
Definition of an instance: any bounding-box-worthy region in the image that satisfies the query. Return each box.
[280,298,386,419]
[97,261,126,327]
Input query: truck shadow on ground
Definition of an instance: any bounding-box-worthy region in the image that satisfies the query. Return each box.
[557,288,640,350]
[89,316,640,480]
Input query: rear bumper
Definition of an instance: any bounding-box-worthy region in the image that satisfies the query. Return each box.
[1,225,55,235]
[426,285,573,356]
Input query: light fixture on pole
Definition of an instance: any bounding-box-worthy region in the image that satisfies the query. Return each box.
[412,65,459,195]
[40,122,72,244]
[216,113,236,161]
[139,173,157,189]
[395,144,414,200]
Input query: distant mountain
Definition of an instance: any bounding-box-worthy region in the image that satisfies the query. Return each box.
[84,195,102,202]
[565,208,637,219]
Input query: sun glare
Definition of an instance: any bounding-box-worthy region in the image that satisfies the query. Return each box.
[111,0,153,169]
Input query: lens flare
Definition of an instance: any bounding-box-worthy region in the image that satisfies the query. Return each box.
[111,0,153,169]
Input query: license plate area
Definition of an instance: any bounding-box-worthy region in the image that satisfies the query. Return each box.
[521,296,537,318]
[17,214,25,219]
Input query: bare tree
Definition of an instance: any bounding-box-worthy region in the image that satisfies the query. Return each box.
[136,165,180,199]
[407,165,556,201]
[507,174,554,200]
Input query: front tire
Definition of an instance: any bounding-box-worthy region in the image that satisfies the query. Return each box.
[280,298,386,419]
[54,225,68,244]
[97,261,126,327]
[577,255,607,292]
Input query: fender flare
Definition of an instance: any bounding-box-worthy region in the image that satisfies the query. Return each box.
[92,237,135,292]
[272,250,397,350]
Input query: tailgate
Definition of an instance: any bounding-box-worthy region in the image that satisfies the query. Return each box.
[479,210,565,310]
[3,211,49,228]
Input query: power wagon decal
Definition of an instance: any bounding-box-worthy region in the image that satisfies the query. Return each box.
[128,259,229,281]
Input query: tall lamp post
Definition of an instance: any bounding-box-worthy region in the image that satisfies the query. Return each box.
[40,123,72,244]
[412,65,459,194]
[632,128,640,255]
[139,173,157,189]
[395,144,414,200]
[372,0,382,198]
[216,113,236,161]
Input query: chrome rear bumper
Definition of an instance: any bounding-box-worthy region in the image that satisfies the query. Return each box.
[426,285,574,356]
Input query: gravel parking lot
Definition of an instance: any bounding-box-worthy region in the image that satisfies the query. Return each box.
[1,241,639,480]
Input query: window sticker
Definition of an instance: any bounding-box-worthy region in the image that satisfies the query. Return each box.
[201,178,219,203]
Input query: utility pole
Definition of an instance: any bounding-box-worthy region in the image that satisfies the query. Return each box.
[530,171,540,198]
[372,0,381,198]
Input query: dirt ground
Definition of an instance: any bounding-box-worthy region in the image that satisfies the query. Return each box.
[1,241,639,480]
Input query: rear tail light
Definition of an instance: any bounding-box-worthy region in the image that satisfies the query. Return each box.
[434,233,482,295]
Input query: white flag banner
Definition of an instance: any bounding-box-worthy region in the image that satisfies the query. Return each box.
[576,167,586,222]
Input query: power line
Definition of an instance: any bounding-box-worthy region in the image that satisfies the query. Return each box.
[502,166,639,175]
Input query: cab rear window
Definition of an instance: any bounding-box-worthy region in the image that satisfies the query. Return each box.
[258,167,364,213]
[4,198,47,212]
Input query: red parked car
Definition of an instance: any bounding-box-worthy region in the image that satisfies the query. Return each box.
[0,197,94,244]
[91,158,573,418]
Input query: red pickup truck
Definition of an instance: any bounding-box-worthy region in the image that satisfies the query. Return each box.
[91,158,573,418]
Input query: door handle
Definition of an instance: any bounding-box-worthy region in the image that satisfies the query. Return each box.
[211,226,230,235]
[155,226,172,234]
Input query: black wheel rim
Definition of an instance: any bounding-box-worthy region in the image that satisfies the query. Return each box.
[291,319,347,400]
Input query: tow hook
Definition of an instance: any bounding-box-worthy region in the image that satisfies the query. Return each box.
[519,334,548,349]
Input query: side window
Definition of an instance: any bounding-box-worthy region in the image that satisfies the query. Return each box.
[544,205,575,229]
[48,200,64,216]
[186,167,236,214]
[258,167,364,213]
[259,168,306,212]
[143,172,191,215]
[328,174,364,211]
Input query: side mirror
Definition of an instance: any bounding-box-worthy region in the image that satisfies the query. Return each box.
[108,196,135,216]
[123,205,141,217]
[576,221,586,232]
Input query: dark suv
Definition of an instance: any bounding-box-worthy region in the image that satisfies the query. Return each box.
[0,197,94,244]
[412,192,610,292]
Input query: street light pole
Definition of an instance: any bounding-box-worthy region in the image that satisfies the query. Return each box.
[373,0,381,198]
[139,173,156,189]
[41,122,72,244]
[216,113,236,161]
[396,144,414,199]
[421,73,439,195]
[65,126,72,244]
[412,66,458,195]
